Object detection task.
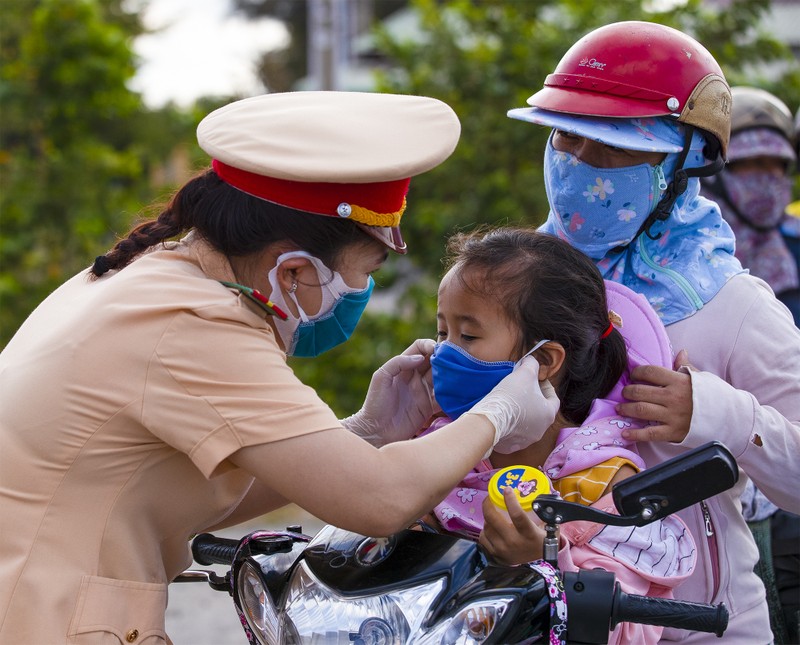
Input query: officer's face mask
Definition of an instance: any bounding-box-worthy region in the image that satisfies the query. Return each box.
[430,339,549,420]
[267,251,374,357]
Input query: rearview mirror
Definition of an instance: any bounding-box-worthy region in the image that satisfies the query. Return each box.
[612,441,739,524]
[532,441,739,528]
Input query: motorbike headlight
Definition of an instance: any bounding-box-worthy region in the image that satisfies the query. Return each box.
[236,560,280,645]
[279,560,446,644]
[413,598,514,644]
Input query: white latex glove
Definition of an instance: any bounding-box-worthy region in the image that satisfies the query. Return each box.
[340,339,439,447]
[465,354,560,455]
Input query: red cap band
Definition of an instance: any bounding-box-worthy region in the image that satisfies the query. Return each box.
[212,159,410,224]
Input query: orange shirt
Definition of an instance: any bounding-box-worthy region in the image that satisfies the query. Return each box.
[552,456,640,506]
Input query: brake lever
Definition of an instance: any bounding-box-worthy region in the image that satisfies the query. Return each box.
[532,494,667,567]
[533,494,665,527]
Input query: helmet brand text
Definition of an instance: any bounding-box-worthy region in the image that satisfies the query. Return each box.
[579,57,606,70]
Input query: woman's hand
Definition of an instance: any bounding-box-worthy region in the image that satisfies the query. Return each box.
[479,488,545,565]
[341,339,439,447]
[617,349,694,444]
[466,355,560,454]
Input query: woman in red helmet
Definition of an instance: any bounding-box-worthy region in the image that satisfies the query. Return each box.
[494,21,800,644]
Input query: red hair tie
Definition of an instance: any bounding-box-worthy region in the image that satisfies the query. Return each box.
[601,310,623,339]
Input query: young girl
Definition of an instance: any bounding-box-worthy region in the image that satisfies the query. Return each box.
[419,227,695,645]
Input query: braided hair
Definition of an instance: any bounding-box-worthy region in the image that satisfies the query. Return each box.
[91,168,368,278]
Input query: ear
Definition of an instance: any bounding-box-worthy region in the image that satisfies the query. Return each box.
[272,254,313,294]
[535,341,566,382]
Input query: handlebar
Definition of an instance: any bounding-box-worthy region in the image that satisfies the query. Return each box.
[563,569,727,642]
[191,532,298,567]
[192,533,239,566]
[612,589,728,638]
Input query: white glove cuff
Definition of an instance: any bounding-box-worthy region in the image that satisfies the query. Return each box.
[340,413,383,447]
[462,409,512,460]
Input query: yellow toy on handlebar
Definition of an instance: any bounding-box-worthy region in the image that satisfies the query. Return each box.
[488,465,552,511]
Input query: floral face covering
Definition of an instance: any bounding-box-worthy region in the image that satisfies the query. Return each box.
[720,170,792,231]
[540,120,744,325]
[708,170,798,295]
[543,137,667,260]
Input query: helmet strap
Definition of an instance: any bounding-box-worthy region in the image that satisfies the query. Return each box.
[611,125,724,252]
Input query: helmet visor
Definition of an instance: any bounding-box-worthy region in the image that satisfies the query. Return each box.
[508,107,684,153]
[356,223,407,254]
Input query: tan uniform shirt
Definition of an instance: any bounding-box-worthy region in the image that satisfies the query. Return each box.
[0,233,341,643]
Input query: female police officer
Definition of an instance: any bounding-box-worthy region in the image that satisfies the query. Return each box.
[0,91,559,643]
[497,21,800,644]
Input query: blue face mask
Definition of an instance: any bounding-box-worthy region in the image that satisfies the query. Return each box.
[543,137,668,259]
[267,251,374,358]
[291,277,374,357]
[430,339,549,420]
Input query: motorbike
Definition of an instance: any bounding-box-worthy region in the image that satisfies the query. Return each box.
[175,441,738,644]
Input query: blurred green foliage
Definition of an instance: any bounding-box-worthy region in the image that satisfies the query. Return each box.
[0,0,210,346]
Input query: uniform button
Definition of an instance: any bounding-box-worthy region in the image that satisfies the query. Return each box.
[126,628,139,642]
[337,202,352,218]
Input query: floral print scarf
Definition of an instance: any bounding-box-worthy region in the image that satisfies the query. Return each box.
[540,119,745,325]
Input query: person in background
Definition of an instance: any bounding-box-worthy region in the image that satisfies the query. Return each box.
[0,91,560,643]
[783,105,800,320]
[700,86,799,325]
[699,86,800,644]
[505,20,800,644]
[417,227,695,645]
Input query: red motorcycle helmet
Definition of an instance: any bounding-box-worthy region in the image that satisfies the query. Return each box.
[526,21,732,157]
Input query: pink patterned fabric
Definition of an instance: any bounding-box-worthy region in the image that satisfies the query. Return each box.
[543,281,673,479]
[416,416,494,539]
[710,170,799,295]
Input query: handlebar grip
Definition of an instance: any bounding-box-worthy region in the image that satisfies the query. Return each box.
[192,533,239,566]
[612,588,728,637]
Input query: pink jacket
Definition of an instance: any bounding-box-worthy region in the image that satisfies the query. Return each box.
[643,273,800,644]
[559,494,696,645]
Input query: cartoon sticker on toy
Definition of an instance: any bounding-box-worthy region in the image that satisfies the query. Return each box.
[488,466,552,511]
